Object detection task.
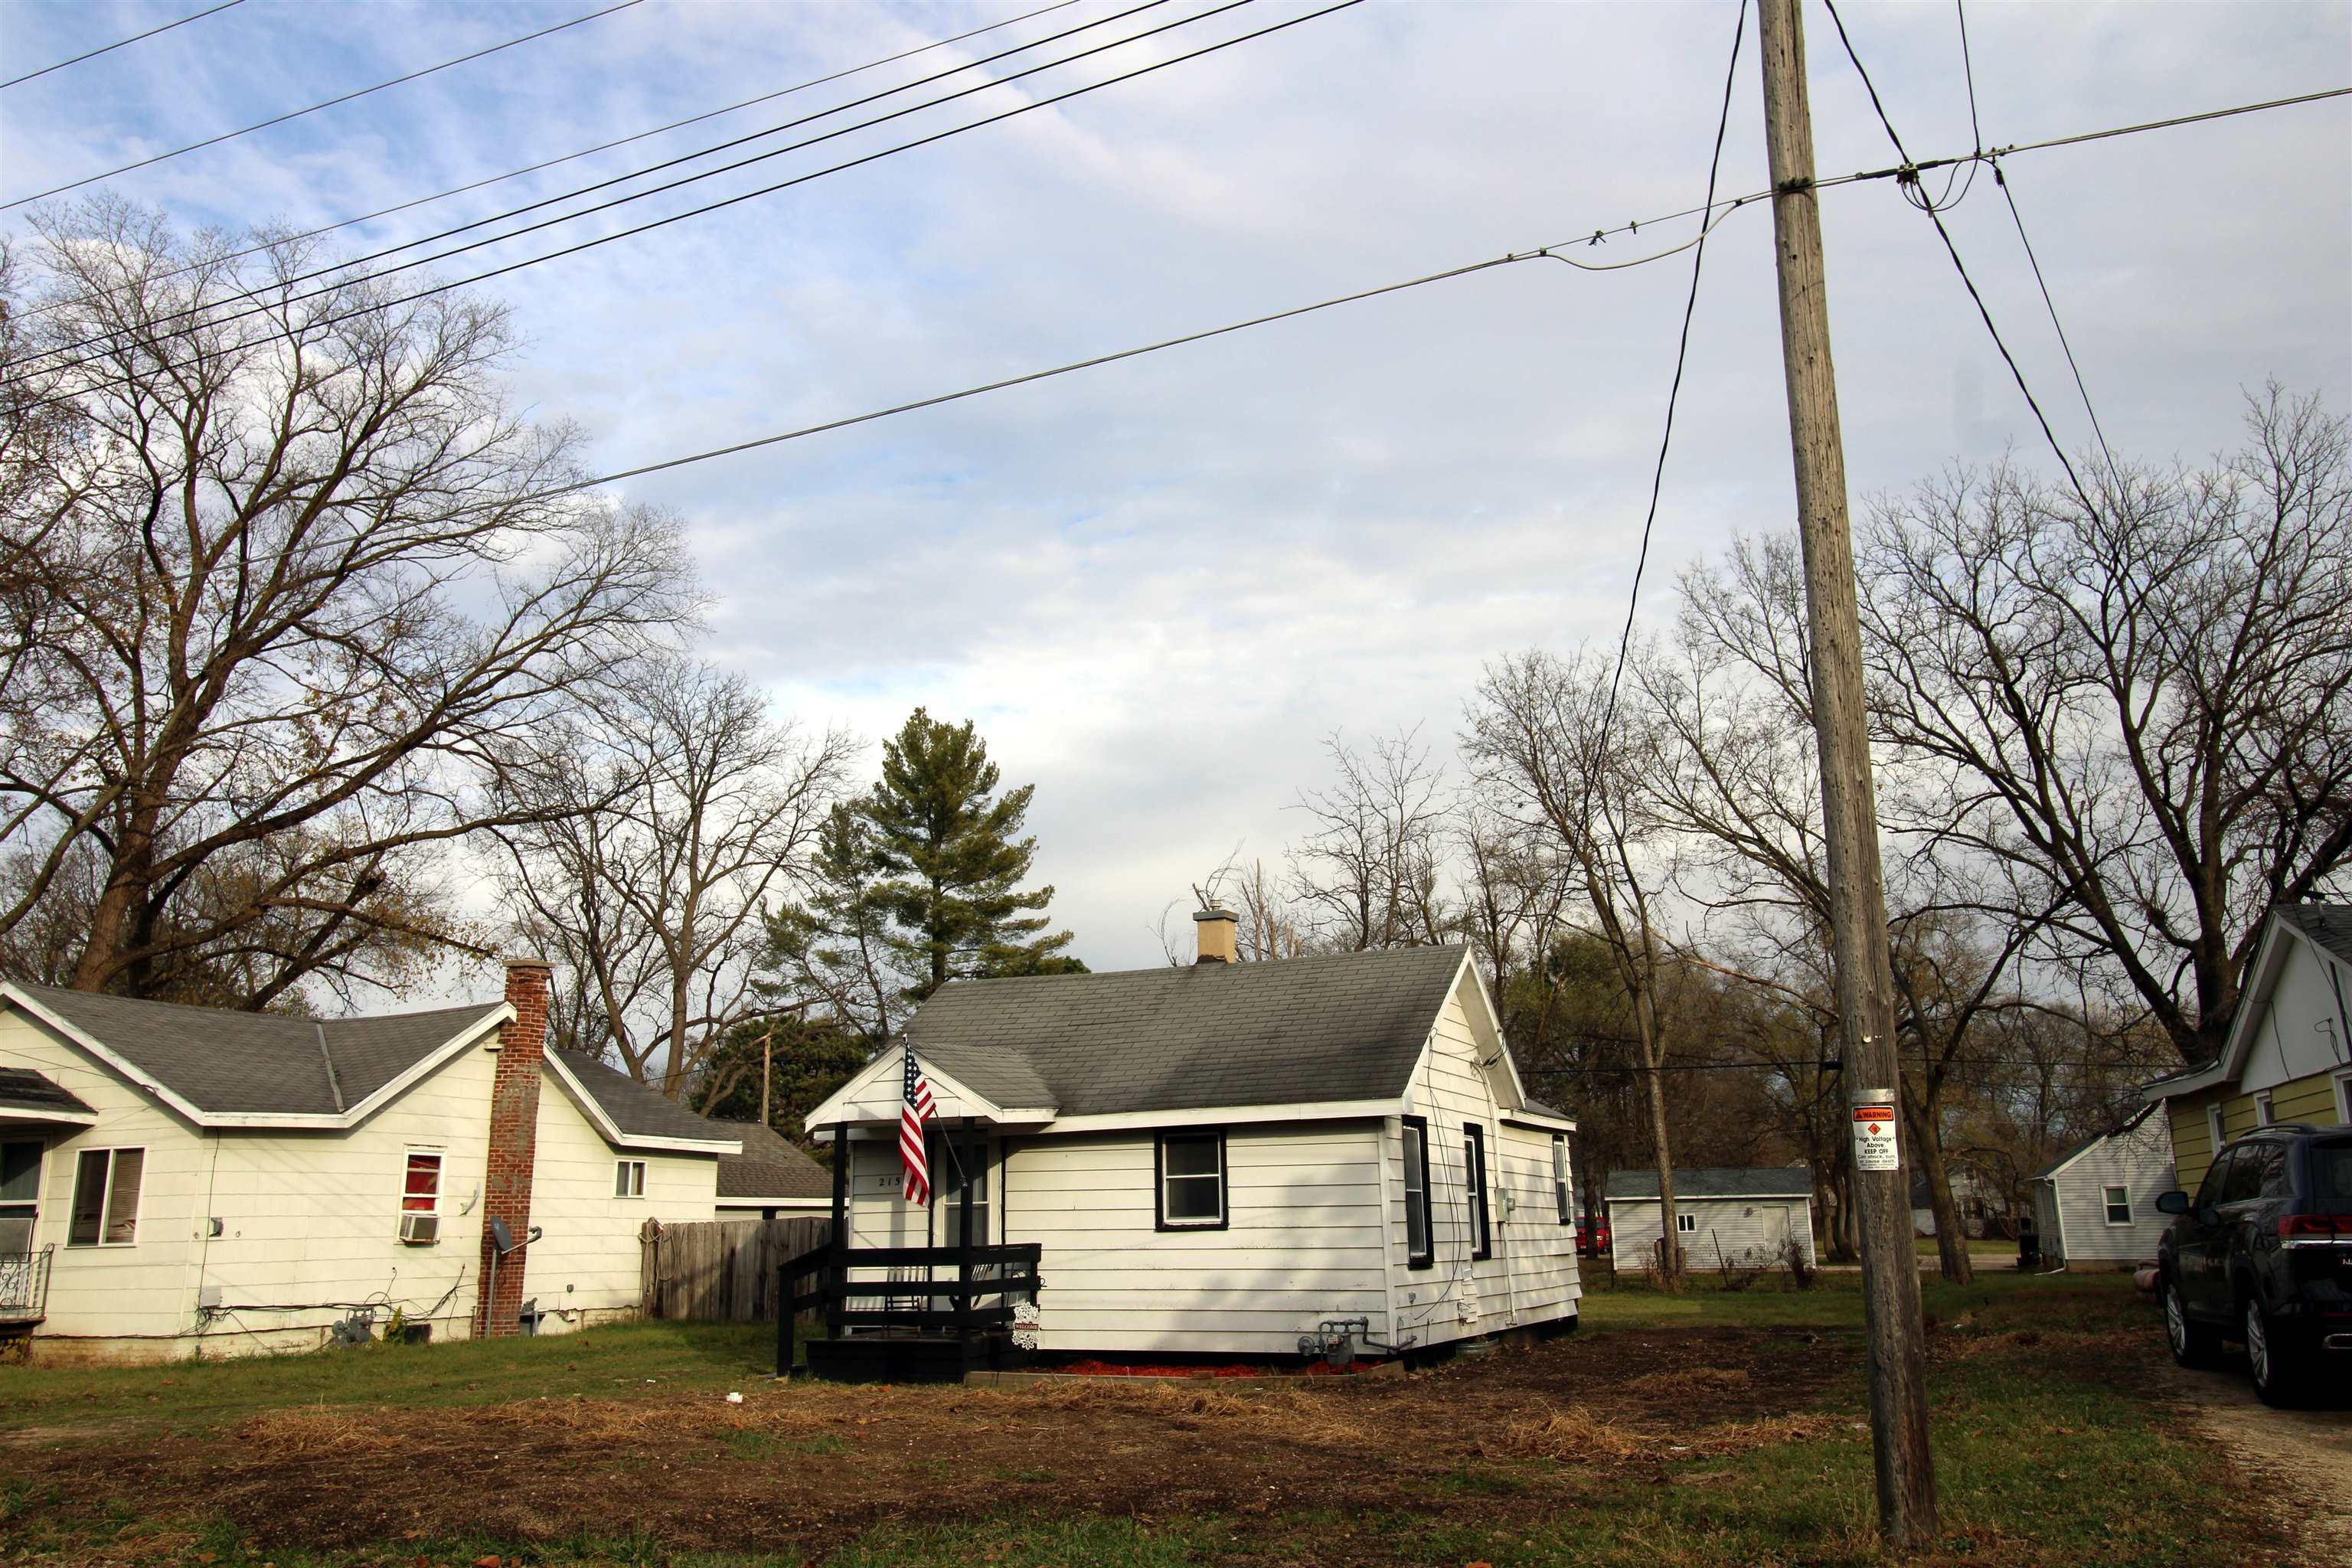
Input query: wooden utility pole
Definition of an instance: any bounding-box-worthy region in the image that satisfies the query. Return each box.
[759,1024,776,1129]
[1755,0,1939,1546]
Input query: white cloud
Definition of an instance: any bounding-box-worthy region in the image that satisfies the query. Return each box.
[6,0,2346,976]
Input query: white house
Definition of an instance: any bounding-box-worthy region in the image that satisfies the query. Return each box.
[0,961,738,1362]
[800,913,1582,1374]
[2027,1103,2177,1270]
[1605,1168,1816,1274]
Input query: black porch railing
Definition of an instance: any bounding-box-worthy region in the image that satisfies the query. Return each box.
[776,1241,1042,1377]
[1,1245,53,1321]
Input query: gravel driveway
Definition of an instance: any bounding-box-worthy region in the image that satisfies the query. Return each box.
[2160,1357,2352,1566]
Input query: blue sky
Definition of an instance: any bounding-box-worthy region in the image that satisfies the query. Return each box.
[5,0,2347,975]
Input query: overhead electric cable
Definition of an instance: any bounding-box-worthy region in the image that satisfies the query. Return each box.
[11,0,1201,371]
[1994,164,2122,485]
[109,0,1091,284]
[1916,0,1985,212]
[2,0,645,208]
[0,0,245,91]
[1821,0,2097,505]
[1599,0,1746,745]
[12,83,2341,410]
[536,207,1754,501]
[11,0,1356,390]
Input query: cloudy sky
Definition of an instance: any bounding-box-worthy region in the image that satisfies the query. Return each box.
[5,0,2347,977]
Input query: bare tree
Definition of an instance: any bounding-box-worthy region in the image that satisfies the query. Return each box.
[1857,386,2352,1065]
[1467,649,1687,1285]
[491,659,851,1096]
[1452,800,1575,1062]
[1288,728,1454,950]
[0,200,697,1008]
[1654,544,2037,1283]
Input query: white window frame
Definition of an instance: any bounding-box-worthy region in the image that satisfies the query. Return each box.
[2207,1102,2226,1157]
[2254,1090,2275,1128]
[401,1147,444,1216]
[2101,1184,2132,1226]
[614,1158,647,1199]
[1155,1131,1227,1230]
[1401,1116,1432,1269]
[2334,1069,2352,1125]
[1676,1210,1698,1234]
[1551,1135,1571,1226]
[66,1145,145,1248]
[0,1138,43,1254]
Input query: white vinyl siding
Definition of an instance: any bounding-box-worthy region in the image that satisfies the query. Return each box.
[2035,1115,2175,1269]
[1609,1194,1815,1272]
[1001,1123,1390,1355]
[526,1074,717,1332]
[2,1000,721,1358]
[1382,968,1579,1348]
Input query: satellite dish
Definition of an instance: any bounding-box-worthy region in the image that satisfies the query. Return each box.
[489,1216,514,1253]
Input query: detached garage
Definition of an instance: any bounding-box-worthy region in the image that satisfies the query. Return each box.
[1606,1168,1815,1274]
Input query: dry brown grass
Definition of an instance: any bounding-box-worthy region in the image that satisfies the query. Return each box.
[1621,1365,1754,1399]
[1481,1403,1847,1465]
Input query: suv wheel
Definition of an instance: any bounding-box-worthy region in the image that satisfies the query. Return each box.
[2164,1277,2222,1367]
[2245,1297,2303,1407]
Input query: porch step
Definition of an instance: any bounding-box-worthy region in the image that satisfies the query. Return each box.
[804,1331,1028,1384]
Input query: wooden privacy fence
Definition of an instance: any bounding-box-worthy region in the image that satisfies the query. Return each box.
[641,1217,832,1323]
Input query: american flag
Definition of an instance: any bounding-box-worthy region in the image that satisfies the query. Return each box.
[899,1040,937,1206]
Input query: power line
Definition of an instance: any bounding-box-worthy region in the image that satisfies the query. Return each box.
[1599,0,1747,744]
[15,82,2341,429]
[12,0,1361,397]
[2,0,645,209]
[106,0,1093,290]
[1993,163,2122,485]
[11,0,1204,374]
[0,0,245,91]
[1821,0,2096,506]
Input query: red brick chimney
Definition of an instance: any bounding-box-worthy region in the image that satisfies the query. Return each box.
[475,957,552,1338]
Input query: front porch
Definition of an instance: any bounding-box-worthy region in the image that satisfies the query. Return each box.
[776,1240,1044,1382]
[779,1110,1044,1383]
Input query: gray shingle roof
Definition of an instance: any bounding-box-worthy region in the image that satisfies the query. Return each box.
[2033,1102,2160,1181]
[5,981,504,1116]
[552,1049,737,1148]
[900,945,1471,1117]
[0,1066,94,1117]
[1606,1167,1813,1200]
[2278,903,2352,968]
[711,1119,830,1200]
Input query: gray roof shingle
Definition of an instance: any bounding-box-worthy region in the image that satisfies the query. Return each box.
[553,1049,737,1147]
[1606,1167,1813,1200]
[2278,903,2352,968]
[0,1066,94,1117]
[5,981,504,1116]
[712,1119,830,1200]
[900,945,1471,1117]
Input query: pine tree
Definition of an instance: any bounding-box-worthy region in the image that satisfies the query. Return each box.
[862,708,1076,1000]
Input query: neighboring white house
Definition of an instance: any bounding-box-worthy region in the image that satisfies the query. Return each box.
[802,913,1582,1364]
[712,1120,831,1217]
[1606,1168,1815,1274]
[0,961,738,1362]
[2027,1103,2177,1270]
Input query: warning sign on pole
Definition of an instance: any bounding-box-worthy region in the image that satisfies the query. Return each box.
[1852,1101,1899,1171]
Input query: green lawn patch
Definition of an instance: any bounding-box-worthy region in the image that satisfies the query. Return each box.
[0,1318,772,1439]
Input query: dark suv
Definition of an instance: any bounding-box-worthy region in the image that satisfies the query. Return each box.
[2156,1124,2352,1404]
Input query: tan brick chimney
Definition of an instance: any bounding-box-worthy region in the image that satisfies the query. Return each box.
[475,956,552,1338]
[1193,906,1239,965]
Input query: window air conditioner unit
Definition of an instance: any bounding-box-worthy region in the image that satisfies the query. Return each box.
[399,1212,440,1245]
